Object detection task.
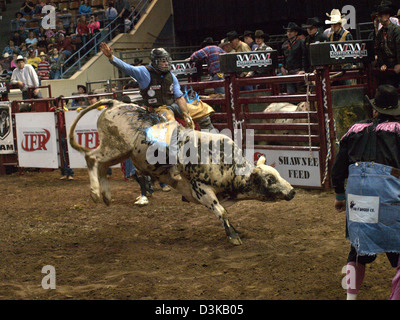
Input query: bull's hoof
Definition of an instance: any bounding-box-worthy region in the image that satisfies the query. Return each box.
[228,235,243,246]
[103,196,112,206]
[90,192,101,203]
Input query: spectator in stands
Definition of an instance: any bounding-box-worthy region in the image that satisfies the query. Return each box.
[79,0,92,15]
[88,15,101,35]
[11,32,24,48]
[325,9,353,41]
[27,48,41,70]
[59,8,73,30]
[37,52,51,83]
[303,17,328,72]
[227,30,251,53]
[34,1,46,15]
[375,2,400,87]
[25,31,38,47]
[241,30,257,51]
[115,0,131,33]
[131,5,140,26]
[254,29,271,51]
[0,53,12,73]
[10,54,18,70]
[219,37,233,53]
[66,21,75,37]
[281,22,307,93]
[20,0,35,16]
[105,2,118,21]
[72,84,88,106]
[246,30,273,79]
[3,40,20,56]
[12,12,27,31]
[18,26,29,43]
[10,55,42,99]
[77,15,89,45]
[44,27,55,40]
[49,48,64,79]
[55,22,67,38]
[57,34,75,59]
[19,43,29,58]
[187,37,225,94]
[37,35,48,53]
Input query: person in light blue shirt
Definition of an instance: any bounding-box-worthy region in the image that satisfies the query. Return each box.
[79,0,92,15]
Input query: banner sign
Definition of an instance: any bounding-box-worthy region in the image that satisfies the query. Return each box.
[170,60,200,77]
[15,112,59,168]
[253,149,321,187]
[220,50,278,74]
[310,39,374,66]
[65,110,120,169]
[0,103,15,154]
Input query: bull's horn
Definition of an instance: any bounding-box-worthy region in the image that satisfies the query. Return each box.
[257,156,266,166]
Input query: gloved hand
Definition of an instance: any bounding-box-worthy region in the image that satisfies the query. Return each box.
[183,113,195,129]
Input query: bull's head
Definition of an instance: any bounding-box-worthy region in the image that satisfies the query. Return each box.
[249,156,295,201]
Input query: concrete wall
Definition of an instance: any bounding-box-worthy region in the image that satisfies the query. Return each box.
[33,0,173,99]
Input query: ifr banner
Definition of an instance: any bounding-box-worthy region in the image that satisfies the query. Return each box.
[65,110,120,169]
[15,112,59,168]
[0,103,15,154]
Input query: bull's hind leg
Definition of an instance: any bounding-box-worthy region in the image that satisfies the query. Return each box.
[98,162,112,206]
[191,181,242,245]
[85,154,101,203]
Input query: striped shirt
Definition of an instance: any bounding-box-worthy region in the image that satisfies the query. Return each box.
[37,61,51,80]
[189,45,225,76]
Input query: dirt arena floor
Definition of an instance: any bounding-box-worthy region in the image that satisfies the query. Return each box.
[0,168,397,300]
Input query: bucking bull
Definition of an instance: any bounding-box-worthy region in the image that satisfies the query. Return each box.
[69,99,295,245]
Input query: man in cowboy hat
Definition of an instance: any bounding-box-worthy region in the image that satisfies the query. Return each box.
[37,51,51,82]
[281,22,307,93]
[226,30,251,53]
[332,84,400,300]
[241,30,257,51]
[187,36,225,95]
[303,17,328,72]
[325,9,353,42]
[375,2,400,87]
[10,55,41,100]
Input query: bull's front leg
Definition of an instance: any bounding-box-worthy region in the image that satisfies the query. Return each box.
[191,181,242,245]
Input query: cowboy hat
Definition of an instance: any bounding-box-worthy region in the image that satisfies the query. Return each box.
[39,52,47,57]
[201,37,214,48]
[226,31,240,41]
[283,22,303,33]
[325,9,347,25]
[77,84,87,92]
[302,17,323,28]
[16,55,26,62]
[365,84,400,116]
[219,37,231,48]
[3,53,9,58]
[240,30,254,40]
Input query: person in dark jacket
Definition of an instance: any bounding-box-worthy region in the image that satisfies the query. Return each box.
[331,84,400,300]
[303,17,328,72]
[281,22,307,94]
[375,3,400,86]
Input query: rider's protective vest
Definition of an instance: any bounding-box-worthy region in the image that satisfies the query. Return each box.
[140,66,175,107]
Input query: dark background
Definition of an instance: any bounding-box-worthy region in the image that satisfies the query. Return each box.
[172,0,400,47]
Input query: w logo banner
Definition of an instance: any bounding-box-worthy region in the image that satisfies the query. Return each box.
[330,43,368,60]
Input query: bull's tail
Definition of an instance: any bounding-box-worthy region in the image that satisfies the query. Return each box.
[68,99,114,153]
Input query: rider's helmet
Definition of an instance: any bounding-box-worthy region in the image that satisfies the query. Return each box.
[150,48,172,72]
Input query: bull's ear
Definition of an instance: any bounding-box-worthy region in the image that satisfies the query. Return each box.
[250,167,262,185]
[256,156,266,166]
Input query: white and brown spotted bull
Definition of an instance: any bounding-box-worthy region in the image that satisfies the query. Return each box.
[69,99,295,245]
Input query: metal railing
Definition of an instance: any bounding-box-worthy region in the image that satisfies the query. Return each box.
[60,0,151,78]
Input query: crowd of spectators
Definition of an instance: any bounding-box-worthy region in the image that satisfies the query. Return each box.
[0,0,141,81]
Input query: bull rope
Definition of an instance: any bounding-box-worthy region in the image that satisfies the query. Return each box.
[321,77,331,186]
